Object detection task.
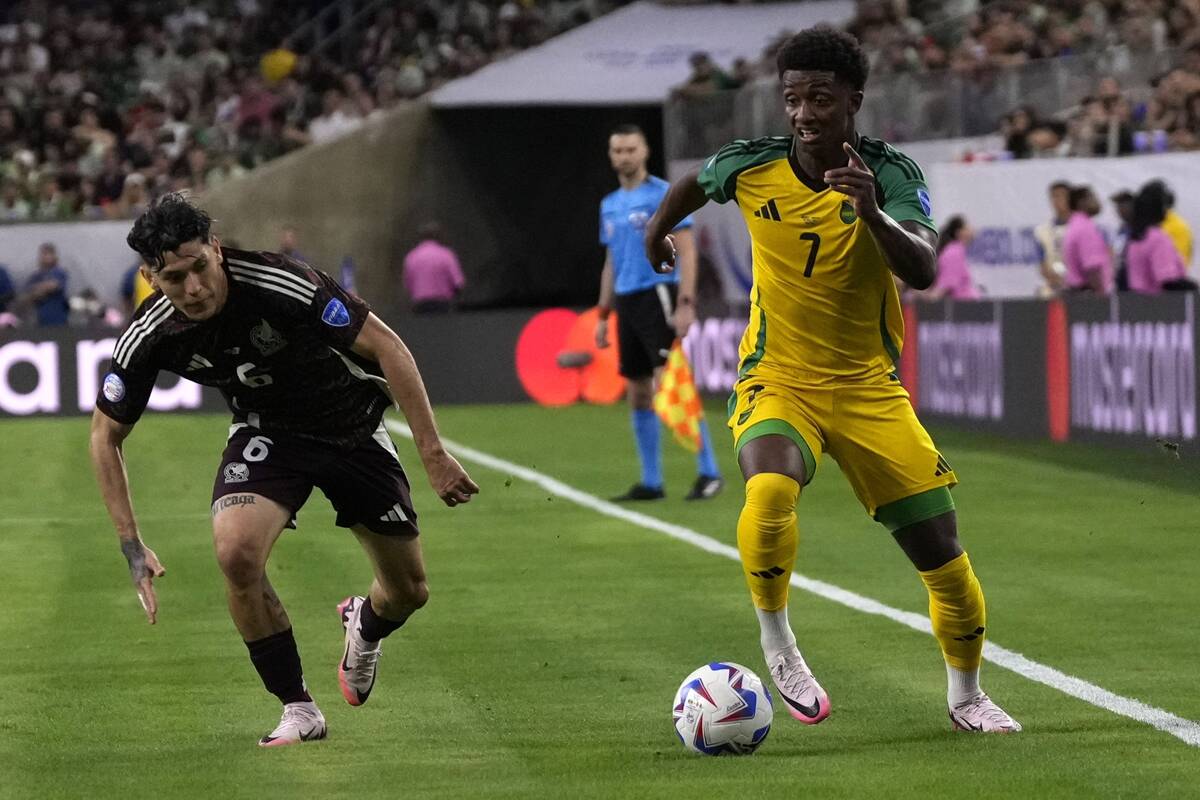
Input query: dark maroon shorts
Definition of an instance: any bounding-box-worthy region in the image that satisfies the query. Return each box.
[212,425,419,536]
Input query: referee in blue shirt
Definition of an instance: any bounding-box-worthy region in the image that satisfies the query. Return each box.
[595,124,723,501]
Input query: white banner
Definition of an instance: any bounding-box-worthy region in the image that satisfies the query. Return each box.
[928,152,1200,298]
[0,219,135,306]
[431,0,853,107]
[671,150,1200,301]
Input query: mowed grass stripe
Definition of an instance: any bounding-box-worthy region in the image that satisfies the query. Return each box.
[386,418,1200,749]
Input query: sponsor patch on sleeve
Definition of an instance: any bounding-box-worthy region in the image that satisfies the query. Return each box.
[321,298,351,327]
[917,187,932,217]
[102,373,125,403]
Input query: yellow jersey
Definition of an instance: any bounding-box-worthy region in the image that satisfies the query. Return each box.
[698,135,936,386]
[133,269,154,310]
[1161,209,1193,270]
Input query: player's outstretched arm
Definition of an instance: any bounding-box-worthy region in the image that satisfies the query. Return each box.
[825,142,937,289]
[89,409,166,624]
[644,166,709,275]
[351,313,480,508]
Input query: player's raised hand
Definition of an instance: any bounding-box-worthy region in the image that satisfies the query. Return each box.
[424,450,480,507]
[824,142,880,220]
[645,233,677,274]
[121,539,166,625]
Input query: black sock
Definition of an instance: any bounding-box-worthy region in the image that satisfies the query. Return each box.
[245,627,311,704]
[359,597,407,643]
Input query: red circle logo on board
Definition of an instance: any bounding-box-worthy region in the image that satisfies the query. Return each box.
[514,308,625,406]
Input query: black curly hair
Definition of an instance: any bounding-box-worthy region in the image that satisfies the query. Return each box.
[775,26,870,90]
[126,192,213,270]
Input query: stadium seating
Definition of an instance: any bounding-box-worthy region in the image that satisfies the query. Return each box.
[0,0,625,222]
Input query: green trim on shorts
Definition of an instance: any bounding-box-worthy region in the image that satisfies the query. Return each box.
[874,486,956,532]
[735,419,816,485]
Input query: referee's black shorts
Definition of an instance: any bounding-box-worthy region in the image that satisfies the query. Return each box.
[614,283,677,379]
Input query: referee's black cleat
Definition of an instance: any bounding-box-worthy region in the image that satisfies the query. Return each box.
[611,483,666,502]
[685,475,725,501]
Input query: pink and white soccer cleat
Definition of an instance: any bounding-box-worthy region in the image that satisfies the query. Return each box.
[258,701,327,747]
[337,596,382,707]
[767,649,831,724]
[949,693,1022,733]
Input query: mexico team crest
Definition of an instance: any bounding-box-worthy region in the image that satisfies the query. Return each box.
[223,462,249,483]
[250,318,287,356]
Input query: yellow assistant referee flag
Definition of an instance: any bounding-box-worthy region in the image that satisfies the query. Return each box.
[653,341,704,452]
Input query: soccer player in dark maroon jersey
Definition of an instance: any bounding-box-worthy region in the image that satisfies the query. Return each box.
[89,193,479,747]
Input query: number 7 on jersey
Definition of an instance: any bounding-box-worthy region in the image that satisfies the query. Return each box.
[799,232,820,278]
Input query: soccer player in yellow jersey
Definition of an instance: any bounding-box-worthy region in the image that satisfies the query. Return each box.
[644,26,1020,733]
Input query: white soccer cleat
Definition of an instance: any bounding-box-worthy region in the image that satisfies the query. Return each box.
[766,649,831,724]
[949,693,1022,733]
[337,595,382,707]
[258,701,327,747]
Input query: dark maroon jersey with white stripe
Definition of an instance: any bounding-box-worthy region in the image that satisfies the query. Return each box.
[97,248,391,450]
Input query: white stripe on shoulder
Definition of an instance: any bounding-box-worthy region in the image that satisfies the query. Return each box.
[116,299,175,367]
[226,258,316,297]
[230,272,313,304]
[228,265,316,301]
[113,296,172,366]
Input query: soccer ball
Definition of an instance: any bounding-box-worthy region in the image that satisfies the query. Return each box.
[672,662,773,755]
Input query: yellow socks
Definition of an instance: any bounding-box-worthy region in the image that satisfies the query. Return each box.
[918,551,986,672]
[737,473,801,613]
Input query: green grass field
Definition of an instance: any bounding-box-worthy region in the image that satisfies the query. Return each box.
[2,401,1198,798]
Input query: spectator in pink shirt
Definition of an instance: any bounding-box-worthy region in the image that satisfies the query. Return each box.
[1062,186,1113,295]
[1126,187,1192,294]
[924,216,981,301]
[402,222,465,313]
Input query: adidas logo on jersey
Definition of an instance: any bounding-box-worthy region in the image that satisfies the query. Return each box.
[379,503,408,523]
[187,354,214,371]
[753,199,782,221]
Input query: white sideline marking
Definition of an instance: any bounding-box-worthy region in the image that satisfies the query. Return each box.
[386,420,1200,748]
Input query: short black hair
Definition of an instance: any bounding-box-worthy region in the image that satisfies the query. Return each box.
[610,123,645,139]
[1068,186,1094,211]
[127,192,212,270]
[1130,183,1169,241]
[775,26,869,90]
[1142,178,1175,208]
[936,215,967,255]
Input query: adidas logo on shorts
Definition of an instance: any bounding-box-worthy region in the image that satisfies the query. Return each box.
[379,503,408,523]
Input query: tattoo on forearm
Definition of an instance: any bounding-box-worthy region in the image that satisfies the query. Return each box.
[121,539,150,582]
[212,494,257,515]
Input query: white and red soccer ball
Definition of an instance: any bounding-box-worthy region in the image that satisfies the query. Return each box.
[673,662,773,755]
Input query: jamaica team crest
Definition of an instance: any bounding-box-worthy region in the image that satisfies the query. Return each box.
[839,201,857,224]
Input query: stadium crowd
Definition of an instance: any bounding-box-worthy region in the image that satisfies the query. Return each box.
[0,0,618,223]
[677,0,1200,154]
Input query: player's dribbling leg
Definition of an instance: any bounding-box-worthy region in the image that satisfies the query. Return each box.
[737,435,829,724]
[889,505,1021,733]
[337,526,430,706]
[211,493,326,747]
